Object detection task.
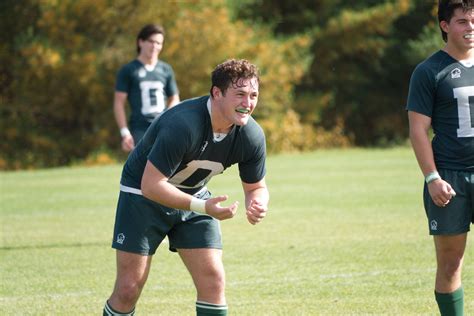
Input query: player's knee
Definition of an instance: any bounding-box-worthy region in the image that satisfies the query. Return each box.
[440,256,463,278]
[115,281,143,305]
[209,273,225,293]
[200,267,225,294]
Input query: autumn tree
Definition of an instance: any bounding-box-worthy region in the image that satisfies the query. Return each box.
[0,0,309,169]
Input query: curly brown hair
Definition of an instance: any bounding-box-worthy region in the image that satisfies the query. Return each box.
[210,59,260,97]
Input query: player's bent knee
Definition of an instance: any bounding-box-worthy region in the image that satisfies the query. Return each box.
[115,282,143,305]
[197,268,225,295]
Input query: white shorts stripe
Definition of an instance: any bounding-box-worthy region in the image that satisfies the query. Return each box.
[120,184,143,195]
[120,184,208,198]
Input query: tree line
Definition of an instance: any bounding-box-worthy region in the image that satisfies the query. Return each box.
[0,0,438,169]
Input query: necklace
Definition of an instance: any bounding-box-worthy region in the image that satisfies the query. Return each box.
[213,132,227,141]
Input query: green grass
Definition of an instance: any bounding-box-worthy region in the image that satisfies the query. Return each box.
[1,147,473,315]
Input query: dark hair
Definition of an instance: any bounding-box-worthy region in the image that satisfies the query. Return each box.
[136,24,165,54]
[210,59,260,97]
[438,0,474,42]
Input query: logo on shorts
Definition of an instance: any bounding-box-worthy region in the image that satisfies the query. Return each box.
[116,233,125,244]
[451,68,461,79]
[430,220,438,231]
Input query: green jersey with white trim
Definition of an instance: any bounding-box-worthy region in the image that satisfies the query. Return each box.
[120,96,266,195]
[115,59,179,131]
[407,50,474,170]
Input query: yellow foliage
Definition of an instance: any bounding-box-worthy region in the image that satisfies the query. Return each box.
[261,110,350,153]
[83,152,117,166]
[2,0,312,169]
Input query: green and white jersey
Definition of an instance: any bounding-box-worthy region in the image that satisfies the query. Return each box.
[120,96,266,195]
[115,59,179,131]
[407,50,474,171]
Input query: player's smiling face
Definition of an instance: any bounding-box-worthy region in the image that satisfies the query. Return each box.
[442,8,474,52]
[217,77,259,127]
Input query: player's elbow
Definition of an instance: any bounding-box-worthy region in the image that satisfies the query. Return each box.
[141,184,152,200]
[140,178,155,200]
[409,125,427,144]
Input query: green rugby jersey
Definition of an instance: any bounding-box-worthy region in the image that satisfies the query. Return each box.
[115,59,179,131]
[407,50,474,171]
[121,96,266,195]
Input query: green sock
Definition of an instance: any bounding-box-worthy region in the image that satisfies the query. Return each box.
[196,301,228,315]
[435,287,464,316]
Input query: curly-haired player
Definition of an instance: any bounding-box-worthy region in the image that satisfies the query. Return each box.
[103,59,269,316]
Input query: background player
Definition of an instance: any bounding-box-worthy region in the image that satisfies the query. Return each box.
[103,59,269,316]
[407,1,474,314]
[114,24,180,152]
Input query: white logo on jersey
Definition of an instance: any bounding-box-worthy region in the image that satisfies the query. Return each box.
[138,68,146,78]
[451,68,461,79]
[116,233,125,244]
[430,220,438,231]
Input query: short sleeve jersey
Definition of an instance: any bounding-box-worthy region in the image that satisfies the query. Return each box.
[115,59,179,130]
[406,50,474,171]
[120,96,267,195]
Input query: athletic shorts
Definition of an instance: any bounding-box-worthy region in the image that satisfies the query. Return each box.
[111,189,222,255]
[423,169,474,235]
[131,126,148,145]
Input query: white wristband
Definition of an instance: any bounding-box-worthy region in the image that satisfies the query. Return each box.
[190,197,207,213]
[425,171,441,184]
[120,127,131,137]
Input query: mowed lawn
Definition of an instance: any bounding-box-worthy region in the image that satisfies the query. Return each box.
[1,147,473,315]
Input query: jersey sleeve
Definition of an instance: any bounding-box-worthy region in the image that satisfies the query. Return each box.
[115,64,131,93]
[238,125,266,184]
[147,120,190,177]
[406,63,436,117]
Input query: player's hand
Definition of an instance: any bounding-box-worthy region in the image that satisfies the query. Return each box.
[428,179,456,207]
[121,135,135,152]
[205,195,238,220]
[246,198,267,225]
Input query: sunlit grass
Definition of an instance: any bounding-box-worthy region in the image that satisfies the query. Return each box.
[1,147,473,314]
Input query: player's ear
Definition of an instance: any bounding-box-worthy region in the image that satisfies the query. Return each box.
[439,20,449,34]
[212,86,221,98]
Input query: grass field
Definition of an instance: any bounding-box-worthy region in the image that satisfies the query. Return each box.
[1,147,473,315]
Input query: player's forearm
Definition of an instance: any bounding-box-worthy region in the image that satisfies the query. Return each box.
[114,92,129,129]
[142,180,194,211]
[167,94,180,108]
[113,103,127,128]
[244,186,269,209]
[409,126,437,176]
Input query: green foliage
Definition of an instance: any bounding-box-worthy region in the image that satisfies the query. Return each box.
[165,1,310,118]
[296,0,438,145]
[231,0,344,34]
[405,23,444,64]
[235,0,439,146]
[1,0,143,169]
[0,0,443,168]
[0,0,309,169]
